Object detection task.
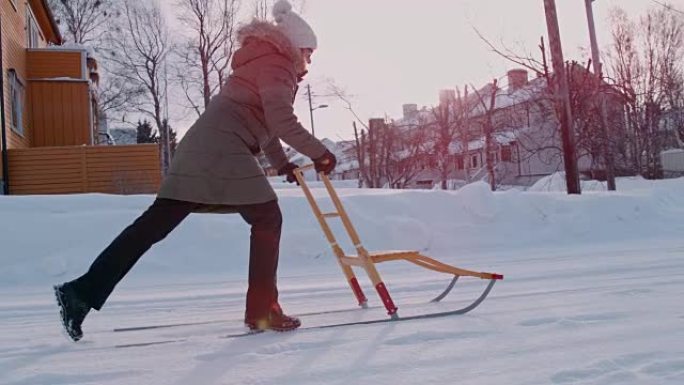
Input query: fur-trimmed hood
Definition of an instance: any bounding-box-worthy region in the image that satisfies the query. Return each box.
[235,20,305,71]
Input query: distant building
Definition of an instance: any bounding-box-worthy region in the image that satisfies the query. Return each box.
[392,67,628,189]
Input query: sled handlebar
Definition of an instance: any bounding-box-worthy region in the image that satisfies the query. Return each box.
[295,164,315,172]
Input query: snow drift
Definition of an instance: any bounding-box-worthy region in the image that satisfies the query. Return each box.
[1,177,682,288]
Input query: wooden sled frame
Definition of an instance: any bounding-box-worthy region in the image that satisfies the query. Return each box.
[294,165,503,318]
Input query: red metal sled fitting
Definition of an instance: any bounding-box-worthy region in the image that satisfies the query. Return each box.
[375,282,398,315]
[349,277,367,305]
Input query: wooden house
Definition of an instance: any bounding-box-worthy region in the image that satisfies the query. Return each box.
[1,0,160,195]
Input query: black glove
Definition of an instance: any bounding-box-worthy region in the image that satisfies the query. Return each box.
[313,150,337,175]
[277,162,299,185]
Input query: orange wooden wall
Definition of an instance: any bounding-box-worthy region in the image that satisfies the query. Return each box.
[28,80,91,146]
[26,50,83,79]
[1,0,51,151]
[8,144,161,195]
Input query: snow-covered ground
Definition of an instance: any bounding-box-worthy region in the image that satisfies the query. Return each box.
[1,176,684,385]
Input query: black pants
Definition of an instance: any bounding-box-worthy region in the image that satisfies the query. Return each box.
[70,198,282,319]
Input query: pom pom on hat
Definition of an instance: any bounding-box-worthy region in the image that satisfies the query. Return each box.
[272,0,317,49]
[272,0,293,21]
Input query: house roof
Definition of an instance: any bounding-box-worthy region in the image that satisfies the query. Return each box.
[29,0,63,45]
[393,76,548,128]
[469,76,547,116]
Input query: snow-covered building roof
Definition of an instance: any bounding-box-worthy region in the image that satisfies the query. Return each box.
[59,42,98,60]
[286,138,359,172]
[471,76,547,115]
[109,128,137,145]
[447,130,519,153]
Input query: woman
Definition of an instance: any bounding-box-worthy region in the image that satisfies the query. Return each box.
[54,0,336,341]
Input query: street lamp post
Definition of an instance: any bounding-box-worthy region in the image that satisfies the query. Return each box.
[306,84,328,137]
[305,84,328,181]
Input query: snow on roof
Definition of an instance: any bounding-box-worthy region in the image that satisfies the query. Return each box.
[36,77,87,82]
[661,148,684,155]
[393,76,548,129]
[56,42,98,59]
[286,138,358,171]
[470,77,547,116]
[447,131,519,153]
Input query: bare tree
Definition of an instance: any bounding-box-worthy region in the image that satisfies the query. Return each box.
[607,5,684,178]
[430,86,474,189]
[253,0,268,20]
[330,83,374,186]
[48,0,117,44]
[97,75,145,118]
[472,80,500,191]
[353,122,367,187]
[48,1,143,131]
[104,0,172,174]
[430,101,456,190]
[384,120,430,188]
[331,82,427,189]
[564,60,630,180]
[476,30,632,187]
[475,31,570,185]
[175,0,241,116]
[367,118,383,188]
[328,82,370,130]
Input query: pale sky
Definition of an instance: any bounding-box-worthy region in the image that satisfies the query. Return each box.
[163,0,683,141]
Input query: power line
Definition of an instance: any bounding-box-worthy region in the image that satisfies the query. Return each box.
[649,0,684,16]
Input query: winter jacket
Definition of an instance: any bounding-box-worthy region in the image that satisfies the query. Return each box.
[157,20,328,207]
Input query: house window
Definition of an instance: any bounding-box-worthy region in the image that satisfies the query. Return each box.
[455,155,464,170]
[9,70,25,136]
[471,154,479,168]
[26,7,41,48]
[501,145,512,162]
[492,150,499,163]
[416,180,433,189]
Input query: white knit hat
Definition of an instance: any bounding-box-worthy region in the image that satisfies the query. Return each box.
[272,0,317,49]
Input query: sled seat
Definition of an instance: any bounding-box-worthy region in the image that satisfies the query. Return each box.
[340,250,503,280]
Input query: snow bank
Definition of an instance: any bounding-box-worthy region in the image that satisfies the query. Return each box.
[1,177,683,289]
[528,172,671,192]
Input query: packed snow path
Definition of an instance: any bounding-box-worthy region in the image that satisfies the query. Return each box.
[1,177,683,384]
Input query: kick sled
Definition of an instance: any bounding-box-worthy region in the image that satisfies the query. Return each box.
[105,166,506,345]
[294,165,503,319]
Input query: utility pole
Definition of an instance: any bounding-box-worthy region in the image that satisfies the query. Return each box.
[307,84,315,137]
[0,15,9,195]
[161,60,171,176]
[463,85,470,183]
[585,0,617,191]
[543,0,581,194]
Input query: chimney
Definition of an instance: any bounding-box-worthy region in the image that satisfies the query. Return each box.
[369,118,385,131]
[402,103,418,120]
[439,89,456,106]
[507,69,528,92]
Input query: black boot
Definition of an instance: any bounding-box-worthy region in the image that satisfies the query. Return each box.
[54,283,91,342]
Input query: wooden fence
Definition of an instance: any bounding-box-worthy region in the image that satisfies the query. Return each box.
[8,144,161,195]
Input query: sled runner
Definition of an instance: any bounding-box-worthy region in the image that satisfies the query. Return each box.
[294,165,503,319]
